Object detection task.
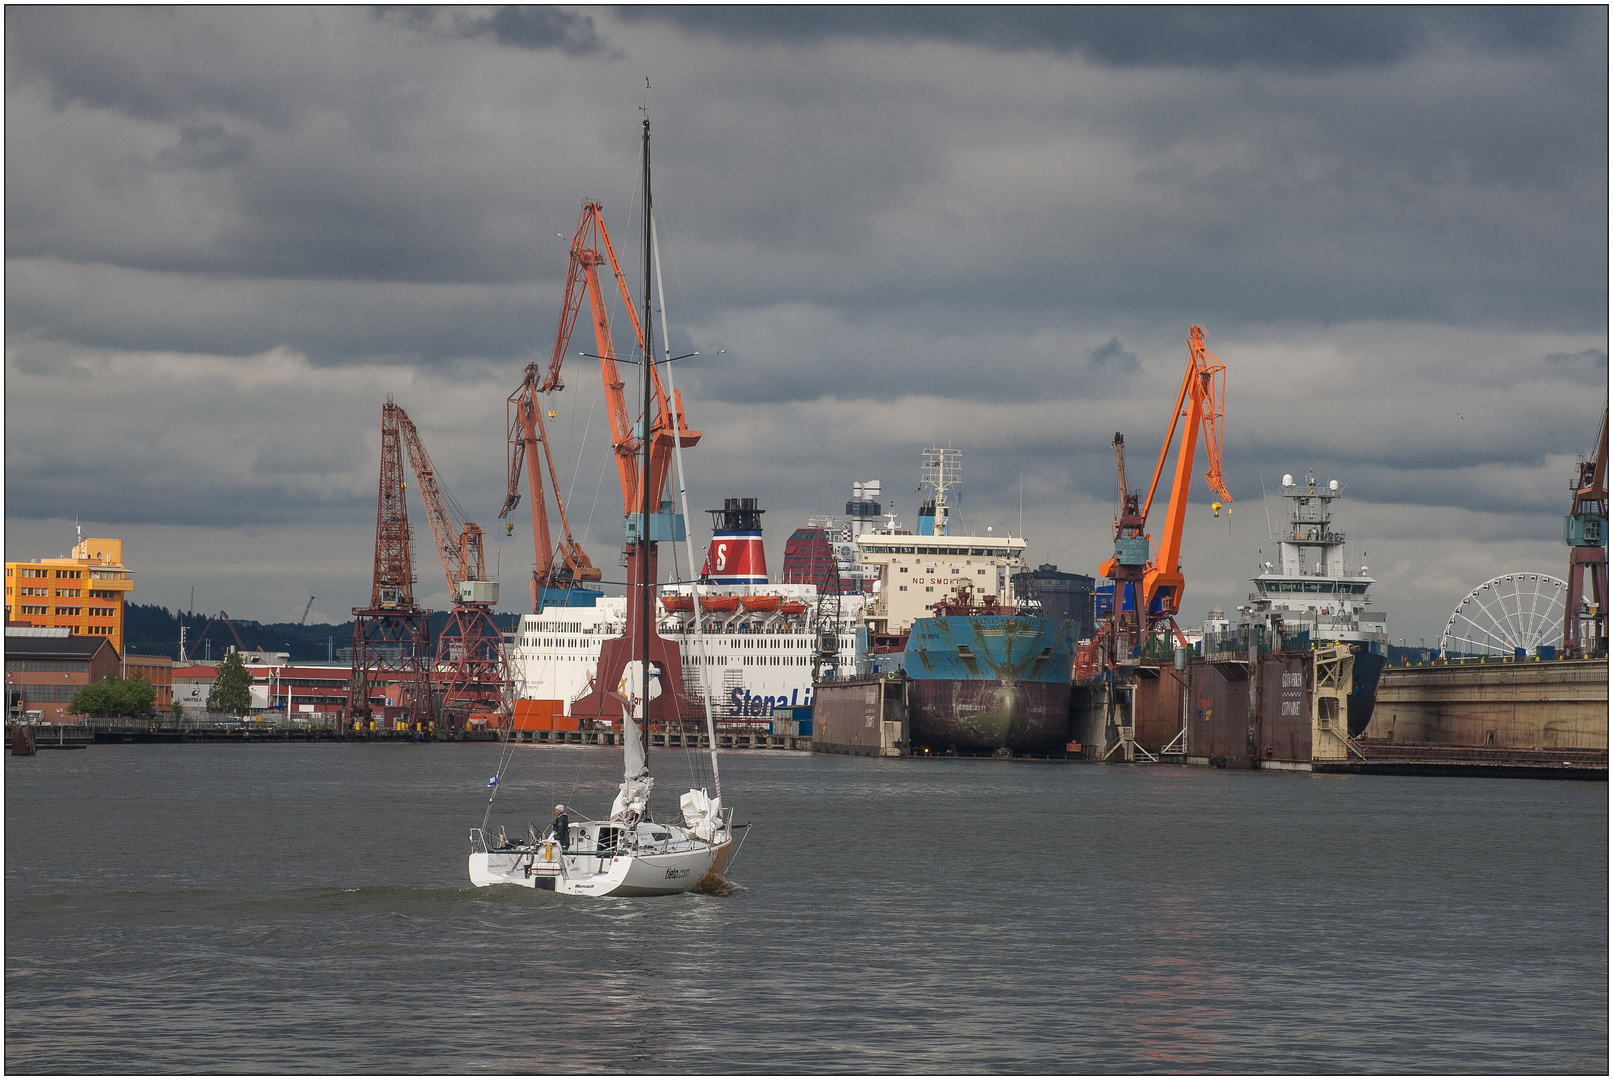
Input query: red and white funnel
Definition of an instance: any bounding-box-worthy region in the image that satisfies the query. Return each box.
[701,497,768,585]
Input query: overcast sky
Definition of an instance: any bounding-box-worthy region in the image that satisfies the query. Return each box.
[6,6,1607,649]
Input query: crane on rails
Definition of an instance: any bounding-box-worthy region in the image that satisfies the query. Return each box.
[1099,325,1233,656]
[1564,403,1609,657]
[394,403,513,729]
[347,396,434,731]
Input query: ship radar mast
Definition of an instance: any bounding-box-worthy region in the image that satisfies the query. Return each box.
[919,446,962,537]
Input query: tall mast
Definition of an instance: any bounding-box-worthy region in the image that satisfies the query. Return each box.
[639,97,654,761]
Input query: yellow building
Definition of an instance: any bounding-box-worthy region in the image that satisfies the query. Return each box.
[5,537,133,655]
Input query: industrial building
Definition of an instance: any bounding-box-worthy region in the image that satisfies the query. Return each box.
[5,628,122,723]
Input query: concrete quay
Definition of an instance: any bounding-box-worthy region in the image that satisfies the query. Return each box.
[5,720,813,751]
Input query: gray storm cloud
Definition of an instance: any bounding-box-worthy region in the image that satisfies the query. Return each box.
[5,5,1606,646]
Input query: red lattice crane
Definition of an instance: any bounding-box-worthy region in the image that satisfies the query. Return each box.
[394,403,512,727]
[1099,325,1233,649]
[348,397,433,730]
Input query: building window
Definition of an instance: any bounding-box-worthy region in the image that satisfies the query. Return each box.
[925,586,934,592]
[898,586,907,592]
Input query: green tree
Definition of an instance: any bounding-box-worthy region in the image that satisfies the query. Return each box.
[70,676,156,717]
[170,699,185,721]
[206,651,252,715]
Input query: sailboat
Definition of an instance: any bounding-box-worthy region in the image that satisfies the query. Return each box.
[467,98,736,897]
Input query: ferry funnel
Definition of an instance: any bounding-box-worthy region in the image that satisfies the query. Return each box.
[702,497,768,585]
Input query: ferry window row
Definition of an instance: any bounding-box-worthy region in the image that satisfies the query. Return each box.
[863,546,1002,556]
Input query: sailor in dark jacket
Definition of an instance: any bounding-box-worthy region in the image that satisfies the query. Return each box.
[550,804,569,850]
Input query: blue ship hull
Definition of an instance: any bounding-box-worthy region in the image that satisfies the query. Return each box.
[1347,647,1386,737]
[902,615,1077,752]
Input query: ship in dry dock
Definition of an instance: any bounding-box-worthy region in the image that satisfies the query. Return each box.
[1217,471,1389,735]
[831,447,1078,755]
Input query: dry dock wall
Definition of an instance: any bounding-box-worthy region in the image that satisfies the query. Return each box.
[1367,658,1608,750]
[1075,649,1351,764]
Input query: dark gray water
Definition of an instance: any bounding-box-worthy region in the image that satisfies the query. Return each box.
[6,744,1607,1073]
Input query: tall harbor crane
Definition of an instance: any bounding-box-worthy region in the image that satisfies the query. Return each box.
[394,403,512,727]
[1099,325,1232,650]
[1564,404,1608,656]
[348,397,433,730]
[549,192,701,725]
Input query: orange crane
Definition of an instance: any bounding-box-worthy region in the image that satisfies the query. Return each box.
[503,363,601,609]
[394,403,511,726]
[554,184,699,724]
[1099,325,1232,646]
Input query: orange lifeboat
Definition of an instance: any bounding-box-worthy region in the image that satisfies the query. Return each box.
[699,595,740,614]
[739,594,781,613]
[778,600,808,617]
[660,595,695,614]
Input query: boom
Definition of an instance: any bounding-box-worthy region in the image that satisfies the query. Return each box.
[394,403,487,593]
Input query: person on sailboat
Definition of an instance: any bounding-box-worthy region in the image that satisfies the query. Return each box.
[550,804,569,850]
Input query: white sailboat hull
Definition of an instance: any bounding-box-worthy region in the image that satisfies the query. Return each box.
[469,837,731,896]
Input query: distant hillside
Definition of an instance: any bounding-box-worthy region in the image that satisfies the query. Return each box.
[124,604,520,662]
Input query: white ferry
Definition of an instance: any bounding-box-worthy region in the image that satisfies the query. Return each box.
[510,496,866,723]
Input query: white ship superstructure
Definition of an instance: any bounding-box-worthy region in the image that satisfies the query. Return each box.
[1233,472,1388,649]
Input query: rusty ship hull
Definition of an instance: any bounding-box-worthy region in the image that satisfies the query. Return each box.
[902,614,1076,753]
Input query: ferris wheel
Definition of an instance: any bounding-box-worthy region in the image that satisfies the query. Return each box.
[1440,573,1567,659]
